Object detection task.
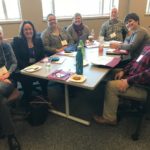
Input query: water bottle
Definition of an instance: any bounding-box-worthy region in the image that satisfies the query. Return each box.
[79,40,85,60]
[91,29,95,40]
[76,46,83,75]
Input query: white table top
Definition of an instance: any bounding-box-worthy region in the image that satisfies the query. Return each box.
[21,48,116,90]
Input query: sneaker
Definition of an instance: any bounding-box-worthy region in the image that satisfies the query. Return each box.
[8,136,21,150]
[93,116,117,126]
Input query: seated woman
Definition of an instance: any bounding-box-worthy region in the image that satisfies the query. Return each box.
[11,21,48,107]
[110,13,150,61]
[67,13,90,44]
[0,25,21,150]
[41,14,73,56]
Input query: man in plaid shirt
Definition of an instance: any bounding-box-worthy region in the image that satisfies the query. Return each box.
[94,45,150,125]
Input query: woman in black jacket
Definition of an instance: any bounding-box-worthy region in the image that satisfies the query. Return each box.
[12,20,48,108]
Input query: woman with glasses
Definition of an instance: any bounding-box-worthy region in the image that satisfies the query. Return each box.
[41,14,73,56]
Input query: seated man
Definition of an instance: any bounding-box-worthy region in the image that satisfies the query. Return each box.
[100,7,127,42]
[94,45,150,125]
[0,25,21,150]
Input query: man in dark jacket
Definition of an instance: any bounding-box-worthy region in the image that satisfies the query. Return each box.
[0,25,21,150]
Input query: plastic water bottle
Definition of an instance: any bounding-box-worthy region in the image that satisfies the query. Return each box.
[91,29,95,39]
[76,46,83,75]
[98,36,104,55]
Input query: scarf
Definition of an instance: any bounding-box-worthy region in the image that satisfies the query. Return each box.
[73,23,84,37]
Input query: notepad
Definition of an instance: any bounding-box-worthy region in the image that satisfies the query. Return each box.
[47,70,73,81]
[90,56,121,68]
[106,49,129,55]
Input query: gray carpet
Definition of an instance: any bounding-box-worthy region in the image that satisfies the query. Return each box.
[0,85,150,150]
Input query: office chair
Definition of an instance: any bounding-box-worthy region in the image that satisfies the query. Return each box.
[118,84,150,141]
[8,88,30,121]
[8,88,21,102]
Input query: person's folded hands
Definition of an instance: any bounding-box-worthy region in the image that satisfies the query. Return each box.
[56,46,67,53]
[117,79,129,92]
[114,71,124,80]
[0,72,10,81]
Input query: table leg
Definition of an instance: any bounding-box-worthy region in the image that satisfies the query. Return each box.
[49,84,90,126]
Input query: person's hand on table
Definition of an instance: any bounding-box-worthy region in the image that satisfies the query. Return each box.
[110,42,122,49]
[56,46,67,53]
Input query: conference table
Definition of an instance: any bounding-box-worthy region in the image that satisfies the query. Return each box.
[21,47,120,126]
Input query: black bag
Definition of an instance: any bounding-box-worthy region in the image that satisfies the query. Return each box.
[27,96,49,126]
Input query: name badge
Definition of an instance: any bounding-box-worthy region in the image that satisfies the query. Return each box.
[61,40,68,46]
[0,66,8,77]
[110,32,116,38]
[136,55,144,62]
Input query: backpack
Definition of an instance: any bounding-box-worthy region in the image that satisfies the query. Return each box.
[27,96,49,126]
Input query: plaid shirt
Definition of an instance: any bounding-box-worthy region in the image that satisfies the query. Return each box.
[124,45,150,85]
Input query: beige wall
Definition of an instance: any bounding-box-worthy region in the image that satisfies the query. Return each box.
[1,0,150,39]
[129,0,150,31]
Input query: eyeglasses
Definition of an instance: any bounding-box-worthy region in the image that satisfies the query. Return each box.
[47,19,56,22]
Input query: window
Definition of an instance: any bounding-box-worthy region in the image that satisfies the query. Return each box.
[146,0,150,14]
[0,0,21,22]
[41,0,119,19]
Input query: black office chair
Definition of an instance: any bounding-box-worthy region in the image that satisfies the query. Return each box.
[121,28,127,42]
[117,84,150,140]
[8,87,31,121]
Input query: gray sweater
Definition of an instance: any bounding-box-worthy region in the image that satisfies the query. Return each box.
[0,42,17,74]
[41,27,73,55]
[120,26,150,59]
[67,24,90,44]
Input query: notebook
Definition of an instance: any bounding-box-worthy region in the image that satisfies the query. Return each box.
[90,56,121,68]
[106,49,129,55]
[47,70,73,81]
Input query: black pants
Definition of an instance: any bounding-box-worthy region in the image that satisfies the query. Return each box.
[13,73,48,100]
[0,95,14,136]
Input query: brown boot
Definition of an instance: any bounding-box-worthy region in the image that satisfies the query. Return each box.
[94,116,117,126]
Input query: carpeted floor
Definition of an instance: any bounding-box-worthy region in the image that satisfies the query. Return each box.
[0,84,150,150]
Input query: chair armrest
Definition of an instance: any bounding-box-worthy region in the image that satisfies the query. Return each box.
[134,84,150,92]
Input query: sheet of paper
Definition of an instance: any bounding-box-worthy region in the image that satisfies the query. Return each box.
[0,66,8,77]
